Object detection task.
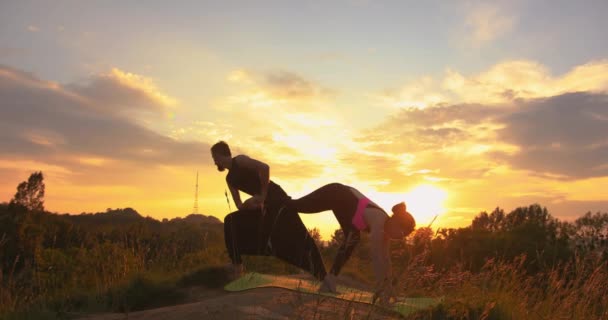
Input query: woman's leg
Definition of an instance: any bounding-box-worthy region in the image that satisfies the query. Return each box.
[287,183,346,213]
[329,229,361,276]
[265,204,328,280]
[288,182,361,276]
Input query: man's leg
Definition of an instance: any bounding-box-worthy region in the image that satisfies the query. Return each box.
[224,209,265,267]
[267,205,327,280]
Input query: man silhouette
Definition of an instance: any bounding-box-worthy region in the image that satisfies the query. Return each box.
[211,141,326,280]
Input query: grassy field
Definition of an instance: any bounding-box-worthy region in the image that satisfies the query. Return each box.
[2,202,607,319]
[2,244,607,319]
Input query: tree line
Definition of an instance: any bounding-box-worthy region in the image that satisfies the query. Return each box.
[1,171,607,314]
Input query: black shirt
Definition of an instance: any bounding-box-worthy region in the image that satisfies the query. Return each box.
[225,155,288,207]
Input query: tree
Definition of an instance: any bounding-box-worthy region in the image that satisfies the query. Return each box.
[572,211,608,259]
[308,227,324,249]
[472,207,505,232]
[411,227,434,254]
[328,229,344,249]
[10,171,45,212]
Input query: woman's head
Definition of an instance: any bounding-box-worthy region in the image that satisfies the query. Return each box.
[384,202,416,240]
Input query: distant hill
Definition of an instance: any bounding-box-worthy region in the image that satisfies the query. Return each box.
[60,208,221,226]
[61,207,145,225]
[170,214,222,225]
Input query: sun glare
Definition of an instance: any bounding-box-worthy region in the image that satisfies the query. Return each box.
[403,184,448,226]
[366,184,448,227]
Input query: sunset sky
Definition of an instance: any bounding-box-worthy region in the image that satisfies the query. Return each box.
[1,0,607,239]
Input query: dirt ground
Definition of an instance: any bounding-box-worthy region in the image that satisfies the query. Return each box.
[77,286,404,320]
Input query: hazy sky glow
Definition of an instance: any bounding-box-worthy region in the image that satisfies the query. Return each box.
[2,0,607,239]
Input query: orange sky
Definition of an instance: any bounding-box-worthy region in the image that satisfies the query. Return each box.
[3,61,608,239]
[2,1,608,240]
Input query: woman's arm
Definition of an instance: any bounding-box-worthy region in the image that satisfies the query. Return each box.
[366,209,392,297]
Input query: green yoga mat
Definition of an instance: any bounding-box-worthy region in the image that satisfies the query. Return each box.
[224,272,443,316]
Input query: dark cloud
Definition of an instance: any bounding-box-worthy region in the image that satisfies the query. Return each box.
[0,65,212,177]
[66,73,168,114]
[340,152,410,184]
[355,91,608,181]
[474,195,608,222]
[384,103,501,127]
[547,200,608,221]
[344,103,503,187]
[447,196,608,227]
[416,128,472,149]
[356,127,471,154]
[0,47,28,58]
[494,92,608,179]
[263,71,332,99]
[359,103,505,154]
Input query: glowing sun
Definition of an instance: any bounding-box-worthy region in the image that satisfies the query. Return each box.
[403,184,448,226]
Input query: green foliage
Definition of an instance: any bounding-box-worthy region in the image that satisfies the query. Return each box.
[0,199,227,316]
[241,255,302,275]
[427,204,574,273]
[178,266,230,289]
[308,227,323,249]
[106,275,185,312]
[0,308,66,320]
[10,171,45,212]
[572,211,608,258]
[1,173,607,318]
[404,254,608,320]
[408,300,508,320]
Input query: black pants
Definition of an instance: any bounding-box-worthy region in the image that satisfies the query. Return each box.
[224,204,327,280]
[286,183,361,276]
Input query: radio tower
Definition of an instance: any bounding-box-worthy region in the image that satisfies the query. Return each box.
[193,171,199,214]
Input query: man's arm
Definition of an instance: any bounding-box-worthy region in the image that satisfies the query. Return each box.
[228,183,243,210]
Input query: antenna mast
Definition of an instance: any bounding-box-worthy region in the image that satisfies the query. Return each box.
[193,171,199,214]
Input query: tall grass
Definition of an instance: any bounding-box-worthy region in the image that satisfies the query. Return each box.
[0,235,227,318]
[3,223,606,319]
[402,251,608,319]
[4,245,606,319]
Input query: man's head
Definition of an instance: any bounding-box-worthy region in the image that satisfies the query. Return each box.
[384,202,416,240]
[211,141,232,171]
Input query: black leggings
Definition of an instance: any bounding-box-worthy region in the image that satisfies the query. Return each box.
[224,205,327,280]
[286,183,361,276]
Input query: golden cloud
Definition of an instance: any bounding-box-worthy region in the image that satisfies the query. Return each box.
[224,69,333,110]
[376,60,608,108]
[107,68,178,107]
[464,3,516,47]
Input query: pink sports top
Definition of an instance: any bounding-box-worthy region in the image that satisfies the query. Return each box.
[352,197,370,231]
